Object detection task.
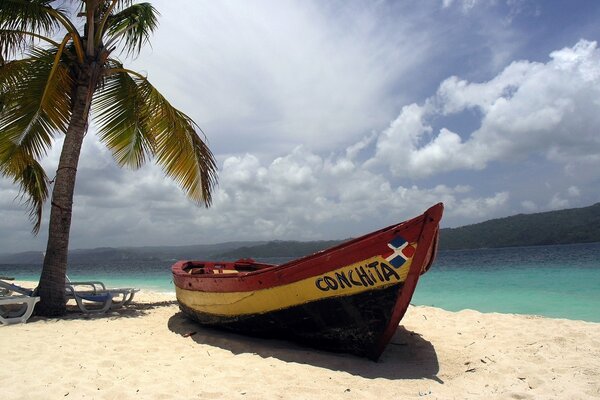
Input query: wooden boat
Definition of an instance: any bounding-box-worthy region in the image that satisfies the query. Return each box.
[172,203,443,360]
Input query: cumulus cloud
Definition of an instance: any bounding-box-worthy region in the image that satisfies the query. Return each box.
[521,200,538,213]
[543,185,583,212]
[369,40,600,178]
[442,0,481,12]
[202,146,510,242]
[548,194,570,210]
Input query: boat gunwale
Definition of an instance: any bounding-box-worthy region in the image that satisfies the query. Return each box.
[172,204,441,289]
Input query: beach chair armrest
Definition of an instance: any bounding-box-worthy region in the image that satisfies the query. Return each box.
[67,281,107,293]
[70,291,112,313]
[109,288,140,308]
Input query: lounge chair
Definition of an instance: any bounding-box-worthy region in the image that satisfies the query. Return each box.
[0,279,35,296]
[65,277,139,313]
[0,280,39,325]
[0,295,40,325]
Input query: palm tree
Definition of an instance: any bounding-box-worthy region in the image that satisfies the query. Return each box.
[0,0,217,316]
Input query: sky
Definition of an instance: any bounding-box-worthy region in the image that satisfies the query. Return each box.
[1,0,600,254]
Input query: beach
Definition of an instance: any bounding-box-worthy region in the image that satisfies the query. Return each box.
[1,286,599,400]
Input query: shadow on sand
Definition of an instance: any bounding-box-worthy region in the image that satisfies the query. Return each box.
[22,299,180,323]
[167,311,441,382]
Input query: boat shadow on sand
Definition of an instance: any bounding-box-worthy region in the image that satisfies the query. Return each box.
[167,312,441,382]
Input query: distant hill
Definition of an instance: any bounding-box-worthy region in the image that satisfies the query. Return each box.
[0,251,44,264]
[439,202,600,250]
[2,203,599,264]
[0,241,267,265]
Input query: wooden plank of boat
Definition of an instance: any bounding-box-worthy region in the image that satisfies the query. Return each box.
[172,203,443,360]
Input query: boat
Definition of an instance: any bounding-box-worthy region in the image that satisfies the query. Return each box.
[172,203,443,360]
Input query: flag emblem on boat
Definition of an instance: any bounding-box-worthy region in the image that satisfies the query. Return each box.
[384,237,415,268]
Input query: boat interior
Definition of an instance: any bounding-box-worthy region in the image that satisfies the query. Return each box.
[181,259,276,275]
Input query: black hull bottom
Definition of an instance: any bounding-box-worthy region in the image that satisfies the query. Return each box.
[179,283,403,359]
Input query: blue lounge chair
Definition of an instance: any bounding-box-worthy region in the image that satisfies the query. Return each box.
[65,277,139,313]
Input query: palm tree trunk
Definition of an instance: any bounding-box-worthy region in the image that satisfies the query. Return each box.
[36,67,94,316]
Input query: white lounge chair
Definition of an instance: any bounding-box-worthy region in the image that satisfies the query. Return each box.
[65,277,139,313]
[0,280,39,325]
[0,295,40,325]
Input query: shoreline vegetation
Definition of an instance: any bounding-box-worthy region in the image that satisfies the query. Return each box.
[2,202,600,264]
[2,282,599,399]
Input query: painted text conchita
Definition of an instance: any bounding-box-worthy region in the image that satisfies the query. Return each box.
[315,260,401,291]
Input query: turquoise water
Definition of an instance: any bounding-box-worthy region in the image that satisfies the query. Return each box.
[2,242,599,322]
[412,243,600,322]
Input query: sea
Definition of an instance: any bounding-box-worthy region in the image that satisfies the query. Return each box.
[1,242,599,323]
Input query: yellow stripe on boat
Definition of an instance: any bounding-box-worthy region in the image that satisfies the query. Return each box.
[176,254,413,317]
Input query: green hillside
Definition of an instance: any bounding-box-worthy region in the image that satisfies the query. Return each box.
[439,202,600,250]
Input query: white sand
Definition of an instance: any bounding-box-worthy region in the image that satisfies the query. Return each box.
[1,285,599,399]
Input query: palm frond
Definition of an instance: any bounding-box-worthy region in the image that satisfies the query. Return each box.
[104,2,158,57]
[0,47,73,161]
[0,0,59,32]
[93,66,217,206]
[0,0,64,58]
[0,28,61,58]
[93,62,155,169]
[0,147,49,234]
[0,58,29,113]
[139,77,217,206]
[111,1,136,13]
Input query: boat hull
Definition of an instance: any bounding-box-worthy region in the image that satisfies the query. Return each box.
[172,203,443,360]
[178,283,403,358]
